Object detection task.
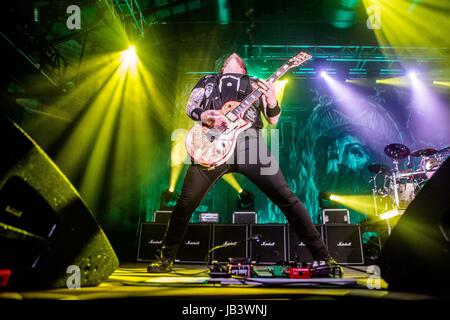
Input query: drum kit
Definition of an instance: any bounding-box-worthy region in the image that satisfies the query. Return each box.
[368,143,449,216]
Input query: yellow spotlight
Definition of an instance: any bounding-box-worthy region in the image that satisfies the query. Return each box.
[433,81,450,87]
[379,209,403,220]
[120,45,138,73]
[345,79,369,86]
[123,45,136,60]
[169,129,188,192]
[222,174,242,193]
[329,194,339,201]
[329,194,376,215]
[274,79,288,106]
[375,76,410,87]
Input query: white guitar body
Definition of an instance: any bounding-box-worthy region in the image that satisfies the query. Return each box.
[185,101,252,168]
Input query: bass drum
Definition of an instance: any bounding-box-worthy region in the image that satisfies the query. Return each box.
[397,182,416,205]
[387,175,419,209]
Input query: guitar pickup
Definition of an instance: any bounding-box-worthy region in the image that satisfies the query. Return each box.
[226,112,238,122]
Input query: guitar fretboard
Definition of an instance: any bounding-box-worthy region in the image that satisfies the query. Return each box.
[231,63,296,116]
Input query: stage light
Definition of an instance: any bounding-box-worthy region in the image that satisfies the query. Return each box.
[409,71,417,79]
[361,0,448,55]
[120,45,138,72]
[329,194,339,201]
[216,0,231,26]
[237,189,255,211]
[379,209,402,220]
[318,192,338,209]
[433,81,450,87]
[320,71,327,78]
[327,194,376,215]
[160,188,178,210]
[375,76,409,87]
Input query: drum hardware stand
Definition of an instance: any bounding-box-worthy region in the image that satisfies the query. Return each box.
[369,172,381,216]
[391,159,401,209]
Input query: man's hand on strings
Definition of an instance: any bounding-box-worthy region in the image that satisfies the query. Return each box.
[201,110,228,129]
[257,80,277,107]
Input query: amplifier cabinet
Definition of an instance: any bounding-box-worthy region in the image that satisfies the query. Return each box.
[154,210,171,223]
[137,223,167,261]
[287,225,324,263]
[324,224,364,265]
[212,224,248,263]
[176,224,212,263]
[249,224,286,264]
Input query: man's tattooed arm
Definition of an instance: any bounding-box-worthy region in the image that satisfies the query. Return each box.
[186,88,205,121]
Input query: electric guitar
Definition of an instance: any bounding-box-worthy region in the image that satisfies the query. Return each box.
[185,52,312,168]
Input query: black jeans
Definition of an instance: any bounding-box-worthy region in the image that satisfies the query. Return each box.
[161,129,329,261]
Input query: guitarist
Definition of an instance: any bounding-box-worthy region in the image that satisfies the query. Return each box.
[148,53,340,273]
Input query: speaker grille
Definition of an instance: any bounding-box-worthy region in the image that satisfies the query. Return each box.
[212,224,248,263]
[250,224,286,264]
[324,224,364,265]
[137,223,167,261]
[287,225,323,262]
[177,224,211,263]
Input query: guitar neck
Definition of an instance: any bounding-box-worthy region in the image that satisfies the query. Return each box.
[233,63,292,115]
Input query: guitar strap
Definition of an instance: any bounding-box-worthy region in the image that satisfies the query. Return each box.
[237,75,250,101]
[202,74,222,111]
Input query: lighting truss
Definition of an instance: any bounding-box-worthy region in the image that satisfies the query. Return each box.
[242,45,450,79]
[113,0,146,38]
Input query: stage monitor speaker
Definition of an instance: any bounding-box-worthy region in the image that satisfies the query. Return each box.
[154,210,171,223]
[379,158,450,294]
[212,224,248,263]
[287,225,323,263]
[0,116,119,289]
[232,212,257,224]
[324,224,364,265]
[249,224,286,264]
[176,224,211,263]
[137,223,167,261]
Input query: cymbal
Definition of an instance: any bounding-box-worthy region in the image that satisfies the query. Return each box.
[410,148,437,157]
[438,146,450,153]
[384,143,410,159]
[368,163,390,174]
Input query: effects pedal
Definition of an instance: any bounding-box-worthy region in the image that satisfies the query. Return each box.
[227,257,252,277]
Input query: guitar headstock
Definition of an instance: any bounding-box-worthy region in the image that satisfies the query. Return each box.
[287,52,312,68]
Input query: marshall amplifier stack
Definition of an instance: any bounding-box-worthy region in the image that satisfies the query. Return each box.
[138,222,364,265]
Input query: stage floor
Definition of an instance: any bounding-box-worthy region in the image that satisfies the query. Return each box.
[0,263,436,301]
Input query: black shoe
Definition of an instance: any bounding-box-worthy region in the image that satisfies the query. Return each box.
[147,255,174,273]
